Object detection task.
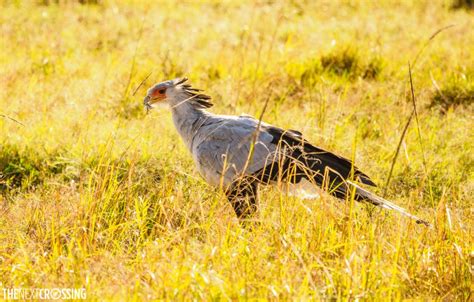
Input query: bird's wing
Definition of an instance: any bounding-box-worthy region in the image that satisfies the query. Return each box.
[193,116,278,185]
[194,114,375,189]
[259,125,376,187]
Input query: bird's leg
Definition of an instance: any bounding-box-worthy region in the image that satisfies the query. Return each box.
[226,177,258,221]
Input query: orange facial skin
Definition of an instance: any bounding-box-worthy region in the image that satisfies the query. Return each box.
[149,87,167,104]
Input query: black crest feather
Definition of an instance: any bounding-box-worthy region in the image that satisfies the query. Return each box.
[175,77,188,85]
[178,78,213,108]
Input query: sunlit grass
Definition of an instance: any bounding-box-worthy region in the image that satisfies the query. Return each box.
[0,0,473,300]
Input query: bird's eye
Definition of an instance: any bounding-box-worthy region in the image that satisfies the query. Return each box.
[159,89,165,94]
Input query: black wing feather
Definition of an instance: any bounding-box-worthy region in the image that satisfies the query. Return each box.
[254,126,376,200]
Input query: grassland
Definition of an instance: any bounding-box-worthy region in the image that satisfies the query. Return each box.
[0,0,473,300]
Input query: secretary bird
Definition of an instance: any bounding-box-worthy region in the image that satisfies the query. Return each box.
[143,77,428,226]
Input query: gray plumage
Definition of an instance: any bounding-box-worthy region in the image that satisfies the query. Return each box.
[143,77,429,226]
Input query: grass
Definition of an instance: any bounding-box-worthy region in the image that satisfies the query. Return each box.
[430,70,474,113]
[0,0,473,300]
[451,0,474,10]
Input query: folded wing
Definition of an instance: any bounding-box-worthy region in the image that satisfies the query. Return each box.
[194,115,375,195]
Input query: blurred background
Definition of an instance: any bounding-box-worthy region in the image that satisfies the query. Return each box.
[0,1,472,300]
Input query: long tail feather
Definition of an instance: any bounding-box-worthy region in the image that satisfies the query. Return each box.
[348,181,430,226]
[256,126,430,226]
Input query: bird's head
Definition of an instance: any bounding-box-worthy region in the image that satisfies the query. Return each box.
[143,77,212,111]
[143,77,188,111]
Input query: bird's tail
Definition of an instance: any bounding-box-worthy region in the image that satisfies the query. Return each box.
[348,181,430,226]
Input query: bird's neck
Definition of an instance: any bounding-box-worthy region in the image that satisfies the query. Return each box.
[170,100,209,151]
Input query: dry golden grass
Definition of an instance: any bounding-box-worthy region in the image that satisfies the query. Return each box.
[0,0,473,300]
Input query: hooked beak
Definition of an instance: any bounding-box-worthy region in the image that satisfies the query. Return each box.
[143,95,152,112]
